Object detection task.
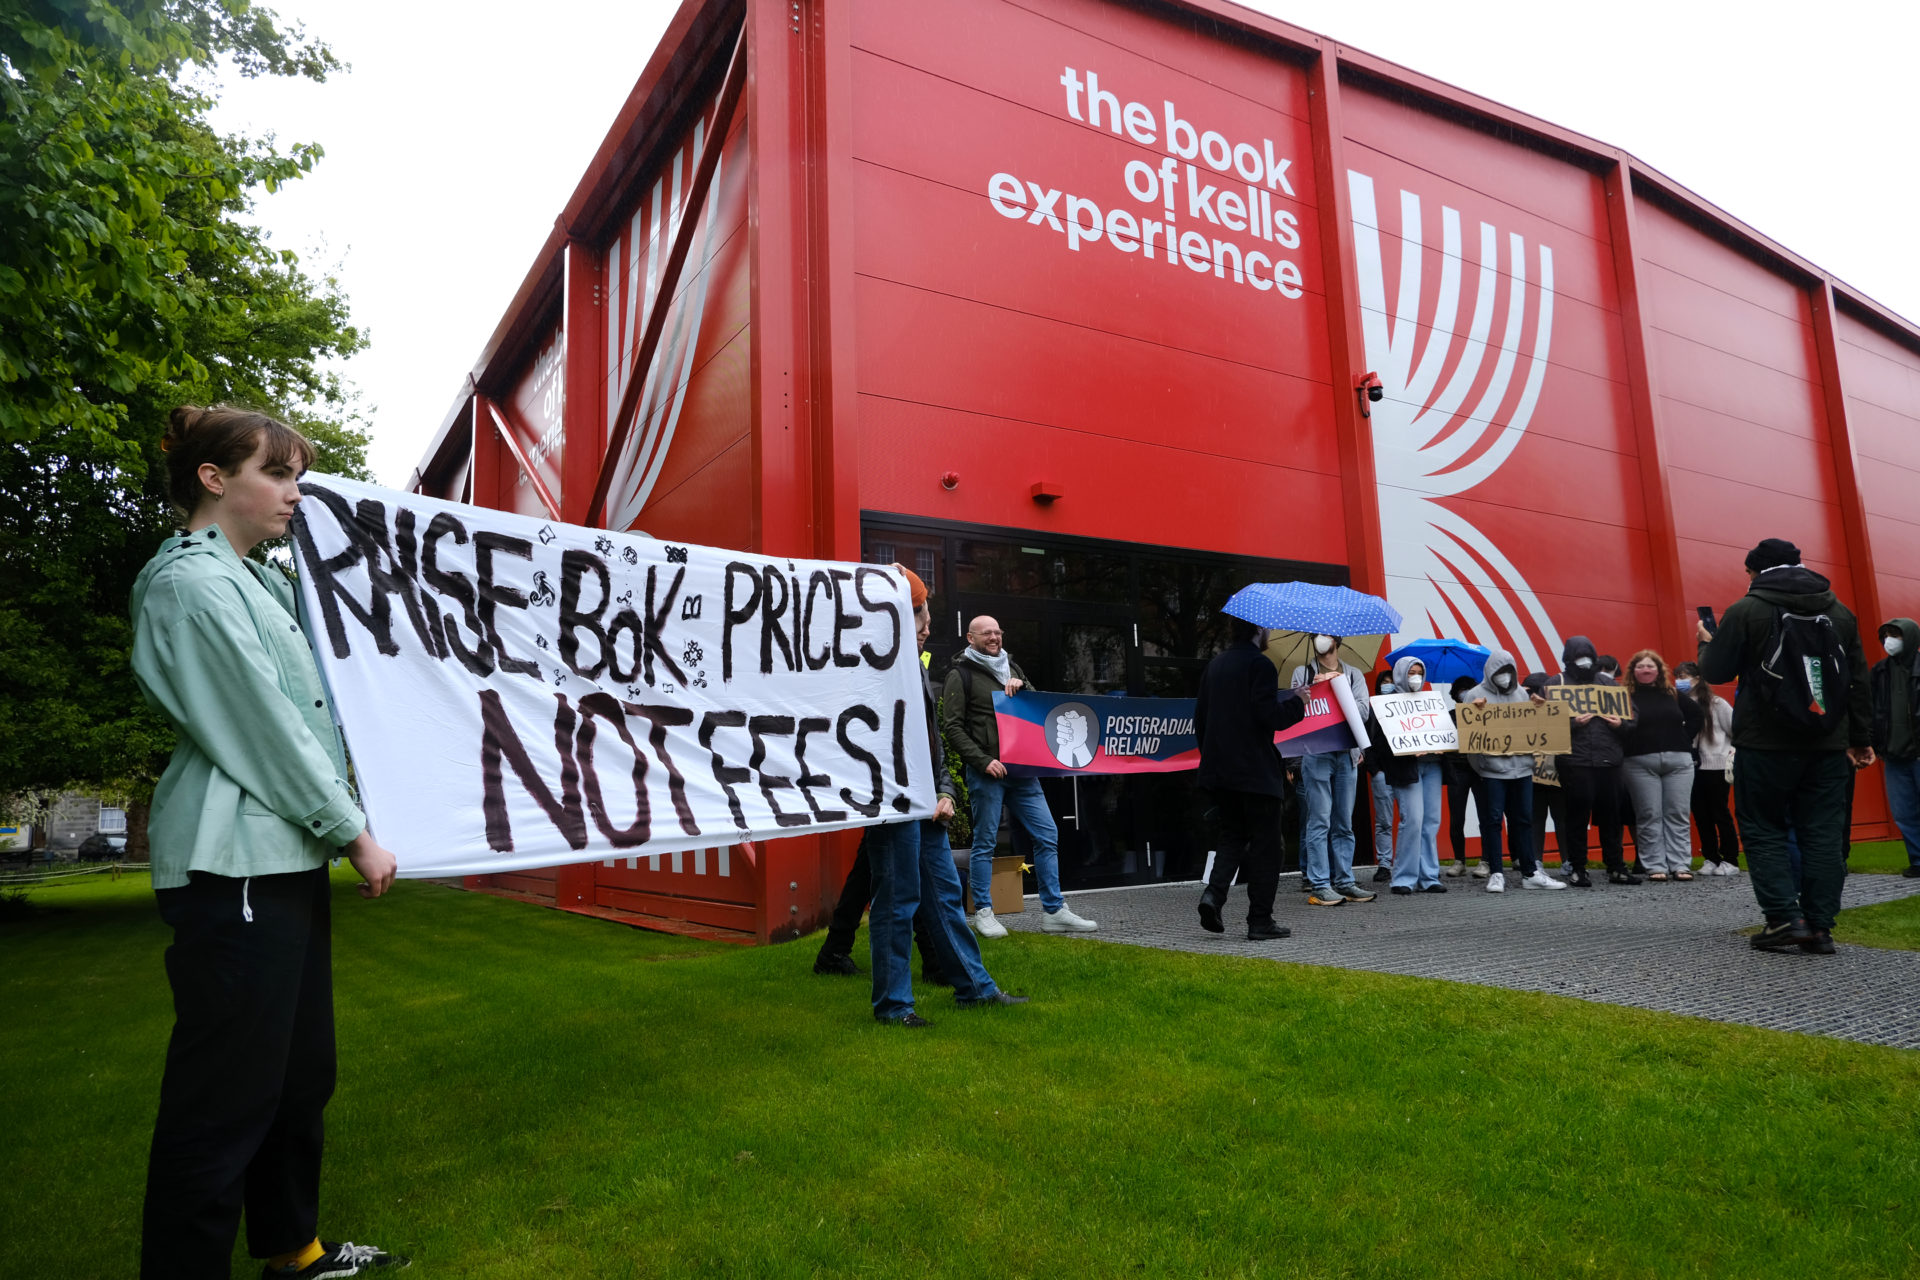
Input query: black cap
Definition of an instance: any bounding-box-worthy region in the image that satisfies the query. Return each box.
[1745,537,1801,573]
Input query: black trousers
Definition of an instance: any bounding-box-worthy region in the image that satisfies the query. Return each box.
[1445,775,1477,864]
[1559,764,1625,873]
[1203,790,1283,924]
[819,831,941,973]
[1690,767,1740,864]
[1536,783,1568,867]
[142,867,335,1279]
[1736,748,1852,930]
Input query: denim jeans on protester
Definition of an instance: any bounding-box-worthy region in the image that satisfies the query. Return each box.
[965,768,1065,913]
[1881,755,1920,869]
[869,819,1000,1020]
[1368,770,1395,869]
[1299,749,1358,892]
[1475,774,1536,876]
[1390,759,1444,890]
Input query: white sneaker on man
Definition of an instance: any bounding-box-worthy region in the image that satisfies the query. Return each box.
[1041,905,1099,933]
[972,907,1008,939]
[1522,869,1566,891]
[1486,872,1506,893]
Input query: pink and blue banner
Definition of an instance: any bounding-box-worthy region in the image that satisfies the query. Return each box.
[1273,683,1359,758]
[994,692,1198,777]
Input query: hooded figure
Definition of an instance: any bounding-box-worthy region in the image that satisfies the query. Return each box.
[1363,656,1432,789]
[1543,635,1629,770]
[1696,561,1870,753]
[1459,648,1533,780]
[1872,618,1920,762]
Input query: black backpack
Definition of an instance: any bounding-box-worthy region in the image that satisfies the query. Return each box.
[1755,608,1849,729]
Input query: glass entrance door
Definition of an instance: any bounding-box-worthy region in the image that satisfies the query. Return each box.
[863,515,1346,890]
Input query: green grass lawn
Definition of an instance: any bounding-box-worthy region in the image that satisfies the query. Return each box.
[1847,838,1914,874]
[6,867,1919,1279]
[1835,893,1920,952]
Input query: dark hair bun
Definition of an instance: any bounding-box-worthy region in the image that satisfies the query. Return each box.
[161,403,314,515]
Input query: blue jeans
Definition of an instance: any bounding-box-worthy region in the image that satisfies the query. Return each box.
[869,820,1000,1020]
[1475,774,1536,876]
[965,769,1064,913]
[1369,770,1395,869]
[1299,750,1357,892]
[1882,755,1920,868]
[1390,760,1444,890]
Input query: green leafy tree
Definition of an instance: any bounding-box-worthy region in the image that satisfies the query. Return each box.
[0,1,366,835]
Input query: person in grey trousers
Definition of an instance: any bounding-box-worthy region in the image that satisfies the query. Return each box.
[1620,649,1705,880]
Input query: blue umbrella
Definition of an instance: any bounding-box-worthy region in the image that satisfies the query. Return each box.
[1222,582,1403,638]
[1382,637,1492,686]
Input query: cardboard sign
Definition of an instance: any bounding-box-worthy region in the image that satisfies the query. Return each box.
[995,691,1198,776]
[1543,683,1631,719]
[290,474,935,879]
[1368,690,1458,754]
[1453,699,1570,756]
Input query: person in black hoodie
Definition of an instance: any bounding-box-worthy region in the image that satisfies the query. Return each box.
[1696,537,1873,953]
[1442,675,1483,877]
[1870,617,1920,878]
[1196,615,1310,938]
[1522,671,1569,877]
[1542,636,1633,886]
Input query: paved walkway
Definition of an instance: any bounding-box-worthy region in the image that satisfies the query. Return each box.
[1002,870,1920,1049]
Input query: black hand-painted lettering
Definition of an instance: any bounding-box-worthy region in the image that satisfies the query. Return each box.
[794,716,848,823]
[393,507,447,659]
[759,566,793,674]
[748,714,809,828]
[605,609,643,684]
[721,562,761,682]
[829,569,862,669]
[475,532,539,676]
[699,709,752,831]
[479,689,586,852]
[292,486,393,658]
[355,497,442,658]
[624,702,699,835]
[802,571,834,671]
[575,692,649,847]
[835,704,883,818]
[559,550,612,680]
[889,697,912,813]
[644,565,689,688]
[422,513,493,676]
[853,567,902,670]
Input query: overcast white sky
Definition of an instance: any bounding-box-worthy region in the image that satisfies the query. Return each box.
[206,0,1920,486]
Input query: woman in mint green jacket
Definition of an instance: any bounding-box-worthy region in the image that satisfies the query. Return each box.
[131,406,405,1279]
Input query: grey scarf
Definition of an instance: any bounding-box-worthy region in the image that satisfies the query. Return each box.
[958,645,1013,688]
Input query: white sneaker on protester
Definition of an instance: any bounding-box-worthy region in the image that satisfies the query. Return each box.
[1486,872,1506,893]
[1722,861,1742,876]
[972,908,1008,939]
[1522,869,1566,890]
[1445,864,1466,878]
[1041,905,1099,933]
[1471,864,1491,880]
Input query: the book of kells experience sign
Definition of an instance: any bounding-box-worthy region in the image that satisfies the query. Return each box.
[290,476,934,879]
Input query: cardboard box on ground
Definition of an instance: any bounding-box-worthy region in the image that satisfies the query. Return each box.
[964,855,1027,915]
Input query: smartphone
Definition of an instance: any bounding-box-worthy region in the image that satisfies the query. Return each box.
[1696,605,1718,636]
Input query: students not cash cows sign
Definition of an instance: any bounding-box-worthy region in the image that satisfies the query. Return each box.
[1453,700,1571,756]
[290,475,934,879]
[1369,691,1458,754]
[1543,683,1632,719]
[995,692,1198,777]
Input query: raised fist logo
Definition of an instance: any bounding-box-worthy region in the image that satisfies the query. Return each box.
[1043,701,1100,770]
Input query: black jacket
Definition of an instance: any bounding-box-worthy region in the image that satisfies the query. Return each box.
[1870,618,1920,759]
[1196,640,1307,797]
[920,657,958,801]
[1544,634,1628,769]
[1696,565,1871,752]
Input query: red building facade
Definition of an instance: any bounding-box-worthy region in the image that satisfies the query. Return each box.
[413,0,1920,941]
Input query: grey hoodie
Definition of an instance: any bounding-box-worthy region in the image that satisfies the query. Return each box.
[1458,647,1534,779]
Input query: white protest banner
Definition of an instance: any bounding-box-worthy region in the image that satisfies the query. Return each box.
[289,474,934,878]
[1368,690,1458,754]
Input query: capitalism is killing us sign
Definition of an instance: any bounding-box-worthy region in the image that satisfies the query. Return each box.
[290,475,935,878]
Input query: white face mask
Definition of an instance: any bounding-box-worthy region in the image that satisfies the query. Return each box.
[1888,637,1905,657]
[1405,675,1424,691]
[1574,657,1593,670]
[1313,635,1336,655]
[1493,672,1514,692]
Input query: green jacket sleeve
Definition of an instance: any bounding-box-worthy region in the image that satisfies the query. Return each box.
[941,666,996,773]
[142,599,366,848]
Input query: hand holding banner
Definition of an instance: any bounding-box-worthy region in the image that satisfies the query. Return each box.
[290,475,934,879]
[1275,682,1356,758]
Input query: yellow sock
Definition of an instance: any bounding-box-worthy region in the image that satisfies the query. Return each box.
[267,1239,325,1272]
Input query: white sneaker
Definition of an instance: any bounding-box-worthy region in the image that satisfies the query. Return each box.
[1041,905,1099,933]
[1471,864,1490,880]
[1723,862,1742,876]
[1444,863,1466,878]
[972,908,1008,939]
[1522,869,1566,891]
[1486,872,1506,893]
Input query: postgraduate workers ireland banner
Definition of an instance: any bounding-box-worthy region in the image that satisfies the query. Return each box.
[995,692,1198,777]
[289,475,935,879]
